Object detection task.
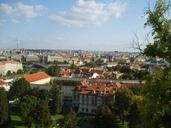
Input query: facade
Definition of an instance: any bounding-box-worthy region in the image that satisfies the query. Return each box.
[26,55,40,62]
[0,61,23,75]
[72,81,123,115]
[46,55,65,63]
[24,72,51,89]
[0,79,10,91]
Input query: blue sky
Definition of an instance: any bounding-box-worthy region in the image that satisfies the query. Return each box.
[0,0,156,51]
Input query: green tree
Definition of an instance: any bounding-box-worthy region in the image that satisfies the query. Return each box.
[6,70,12,76]
[17,69,23,74]
[144,0,171,62]
[33,100,51,128]
[47,65,60,76]
[63,111,78,128]
[69,63,78,70]
[140,70,171,128]
[0,88,9,126]
[9,78,30,100]
[95,105,117,128]
[85,61,97,68]
[49,80,63,114]
[139,0,171,127]
[18,95,39,128]
[113,87,133,123]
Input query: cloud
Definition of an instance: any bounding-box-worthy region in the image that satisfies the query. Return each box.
[0,2,46,20]
[0,3,13,15]
[50,0,127,27]
[15,2,46,20]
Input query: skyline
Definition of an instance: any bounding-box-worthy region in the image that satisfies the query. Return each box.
[0,0,156,51]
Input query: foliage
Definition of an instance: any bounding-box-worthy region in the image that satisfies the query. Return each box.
[139,69,171,128]
[33,100,52,128]
[63,111,78,128]
[17,69,23,74]
[139,1,171,127]
[69,63,78,69]
[95,105,117,128]
[113,87,133,122]
[18,95,39,128]
[85,61,97,68]
[47,65,61,76]
[144,0,171,62]
[62,103,72,116]
[6,70,12,76]
[9,78,30,100]
[49,80,63,114]
[0,88,9,126]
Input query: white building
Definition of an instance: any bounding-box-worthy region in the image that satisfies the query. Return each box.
[24,72,51,90]
[0,61,23,76]
[0,79,10,91]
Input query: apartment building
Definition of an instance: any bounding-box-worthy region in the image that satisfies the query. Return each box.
[0,61,23,75]
[72,81,124,115]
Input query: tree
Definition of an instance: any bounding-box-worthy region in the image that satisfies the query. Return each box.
[49,80,63,114]
[140,70,171,128]
[144,0,171,62]
[63,111,78,128]
[85,61,97,68]
[6,70,11,76]
[17,69,23,74]
[9,78,30,100]
[18,95,39,128]
[69,63,77,70]
[138,0,171,127]
[95,105,117,128]
[0,88,9,126]
[113,87,133,123]
[47,65,60,76]
[33,100,51,128]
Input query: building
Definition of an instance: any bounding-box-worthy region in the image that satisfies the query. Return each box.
[24,72,51,90]
[26,55,40,62]
[0,61,23,76]
[72,81,125,115]
[46,55,65,63]
[0,79,10,91]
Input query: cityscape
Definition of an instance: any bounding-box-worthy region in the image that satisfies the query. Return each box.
[0,0,171,128]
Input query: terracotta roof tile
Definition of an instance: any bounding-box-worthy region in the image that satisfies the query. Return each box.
[24,72,50,83]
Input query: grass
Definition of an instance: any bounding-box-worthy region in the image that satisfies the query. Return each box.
[10,115,22,122]
[10,115,28,128]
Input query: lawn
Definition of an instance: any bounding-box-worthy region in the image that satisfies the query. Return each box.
[10,115,28,128]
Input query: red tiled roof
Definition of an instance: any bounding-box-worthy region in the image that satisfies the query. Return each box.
[79,90,91,94]
[0,80,5,85]
[24,72,50,83]
[0,61,20,65]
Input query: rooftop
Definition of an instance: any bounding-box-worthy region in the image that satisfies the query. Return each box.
[24,72,50,83]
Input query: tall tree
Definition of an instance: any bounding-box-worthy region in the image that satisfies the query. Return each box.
[0,88,9,126]
[49,80,63,114]
[144,0,171,62]
[140,70,171,128]
[18,95,39,128]
[140,0,171,127]
[63,111,78,128]
[9,78,30,100]
[113,87,133,123]
[47,65,60,76]
[95,105,117,128]
[33,100,51,128]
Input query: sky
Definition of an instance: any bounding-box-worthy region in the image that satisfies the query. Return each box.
[0,0,156,51]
